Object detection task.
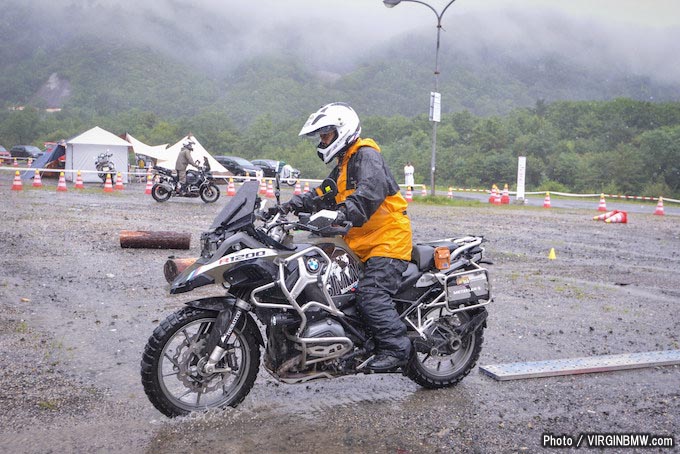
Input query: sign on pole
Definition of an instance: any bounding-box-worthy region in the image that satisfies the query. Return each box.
[429,92,441,122]
[516,156,526,202]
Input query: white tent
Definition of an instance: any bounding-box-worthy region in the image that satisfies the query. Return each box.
[66,126,131,183]
[156,135,230,175]
[125,133,168,162]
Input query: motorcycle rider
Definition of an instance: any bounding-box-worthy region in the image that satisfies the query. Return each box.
[175,140,196,194]
[284,102,413,372]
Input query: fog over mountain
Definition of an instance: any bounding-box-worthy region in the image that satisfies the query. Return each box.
[2,0,680,121]
[9,0,680,81]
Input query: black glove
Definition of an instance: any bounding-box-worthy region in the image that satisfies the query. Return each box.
[282,193,313,214]
[333,208,346,225]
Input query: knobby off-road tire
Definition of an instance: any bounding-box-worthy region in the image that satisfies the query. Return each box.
[200,183,220,203]
[140,306,260,417]
[151,183,172,202]
[405,308,485,389]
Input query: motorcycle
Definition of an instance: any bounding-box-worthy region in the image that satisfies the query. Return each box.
[141,179,492,417]
[151,157,220,203]
[280,163,301,187]
[95,152,116,183]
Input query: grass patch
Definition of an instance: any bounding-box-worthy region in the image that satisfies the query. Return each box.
[37,400,60,411]
[411,195,485,207]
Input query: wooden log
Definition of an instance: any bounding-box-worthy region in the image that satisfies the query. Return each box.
[164,257,197,283]
[119,230,191,250]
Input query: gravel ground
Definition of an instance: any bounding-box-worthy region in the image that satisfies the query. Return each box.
[1,177,679,453]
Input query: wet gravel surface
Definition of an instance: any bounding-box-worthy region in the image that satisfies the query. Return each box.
[1,178,679,453]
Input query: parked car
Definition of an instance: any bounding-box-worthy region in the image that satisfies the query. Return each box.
[0,146,10,165]
[251,159,281,178]
[252,159,301,184]
[10,145,43,159]
[214,156,261,177]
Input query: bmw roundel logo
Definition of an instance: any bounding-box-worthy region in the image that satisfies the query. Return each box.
[306,257,320,273]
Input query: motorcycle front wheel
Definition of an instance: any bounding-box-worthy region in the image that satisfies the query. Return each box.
[140,306,260,417]
[405,306,484,389]
[151,183,172,202]
[200,183,220,203]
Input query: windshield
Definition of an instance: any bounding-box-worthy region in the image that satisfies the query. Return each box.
[209,180,259,231]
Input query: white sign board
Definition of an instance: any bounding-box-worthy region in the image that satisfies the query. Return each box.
[429,92,441,122]
[516,156,526,201]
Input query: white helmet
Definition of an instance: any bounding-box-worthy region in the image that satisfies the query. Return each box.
[299,102,361,164]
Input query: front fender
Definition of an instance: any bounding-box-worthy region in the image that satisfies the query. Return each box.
[185,296,264,346]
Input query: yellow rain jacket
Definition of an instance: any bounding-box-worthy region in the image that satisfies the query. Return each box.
[331,138,412,262]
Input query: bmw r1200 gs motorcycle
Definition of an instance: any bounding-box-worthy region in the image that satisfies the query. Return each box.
[141,179,492,417]
[151,157,220,204]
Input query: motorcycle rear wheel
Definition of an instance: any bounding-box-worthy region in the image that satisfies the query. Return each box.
[200,183,220,203]
[151,183,172,202]
[405,307,484,388]
[140,306,260,417]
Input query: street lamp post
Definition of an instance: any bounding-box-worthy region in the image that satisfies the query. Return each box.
[383,0,457,196]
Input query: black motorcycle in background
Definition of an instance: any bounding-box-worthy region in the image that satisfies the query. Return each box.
[95,152,116,183]
[151,157,220,203]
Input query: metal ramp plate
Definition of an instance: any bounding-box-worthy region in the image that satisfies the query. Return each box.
[480,350,680,381]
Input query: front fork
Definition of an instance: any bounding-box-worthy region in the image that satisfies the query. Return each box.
[203,298,250,374]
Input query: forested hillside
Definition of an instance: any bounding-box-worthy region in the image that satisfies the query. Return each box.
[1,2,679,198]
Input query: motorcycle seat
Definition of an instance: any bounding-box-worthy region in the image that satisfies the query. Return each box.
[411,244,435,271]
[411,240,477,271]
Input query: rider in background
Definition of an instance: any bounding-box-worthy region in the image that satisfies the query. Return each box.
[284,102,413,372]
[175,140,195,194]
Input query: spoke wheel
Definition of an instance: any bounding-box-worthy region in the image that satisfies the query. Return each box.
[405,306,485,389]
[151,183,172,202]
[200,184,220,203]
[141,307,260,417]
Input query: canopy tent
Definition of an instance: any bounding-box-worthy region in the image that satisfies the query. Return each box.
[125,133,168,163]
[66,126,131,183]
[20,140,66,180]
[156,135,230,175]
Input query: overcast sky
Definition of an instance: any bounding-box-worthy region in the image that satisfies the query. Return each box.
[15,0,680,83]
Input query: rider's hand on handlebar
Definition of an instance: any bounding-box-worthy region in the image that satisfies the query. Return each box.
[282,193,310,215]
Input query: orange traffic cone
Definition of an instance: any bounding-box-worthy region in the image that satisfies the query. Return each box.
[605,210,628,224]
[303,182,310,194]
[593,210,619,221]
[259,178,267,195]
[488,185,497,204]
[227,178,236,196]
[421,185,427,197]
[405,187,413,202]
[144,174,153,195]
[114,172,124,190]
[654,197,665,216]
[32,169,43,188]
[447,187,453,199]
[501,184,510,204]
[294,180,302,195]
[597,193,607,212]
[74,171,85,189]
[266,180,274,198]
[13,158,18,167]
[56,172,68,192]
[493,187,502,205]
[543,192,551,208]
[103,173,114,193]
[11,170,23,191]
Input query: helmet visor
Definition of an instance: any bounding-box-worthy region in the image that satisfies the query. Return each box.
[304,125,336,138]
